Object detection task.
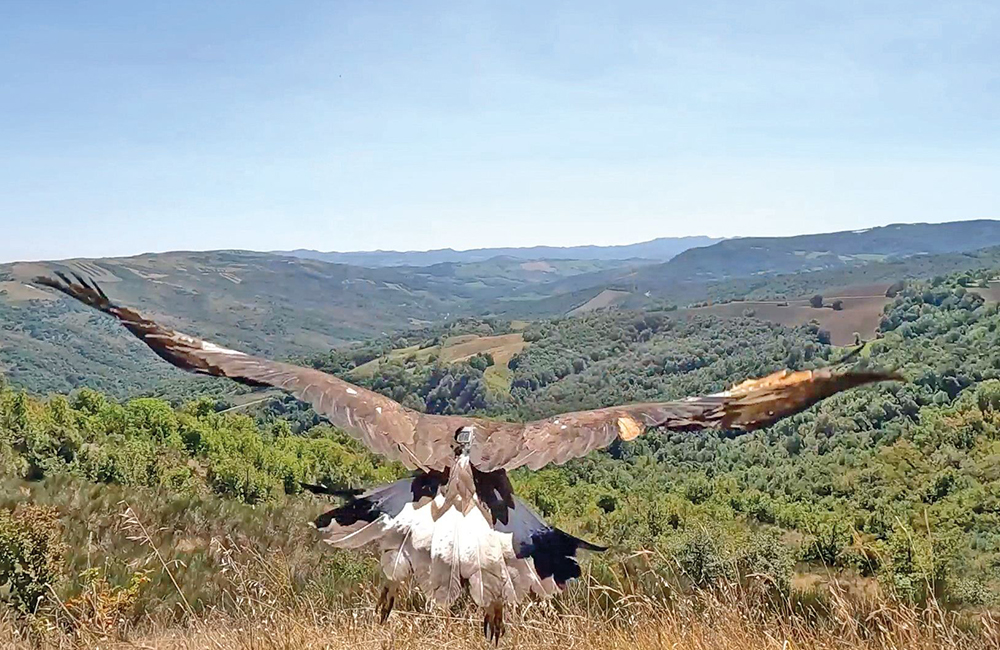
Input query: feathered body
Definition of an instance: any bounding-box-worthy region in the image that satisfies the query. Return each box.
[312,453,599,640]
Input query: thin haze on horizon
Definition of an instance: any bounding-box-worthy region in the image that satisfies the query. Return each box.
[1,1,998,263]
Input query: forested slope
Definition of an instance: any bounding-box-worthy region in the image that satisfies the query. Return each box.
[7,221,1000,400]
[0,252,630,396]
[5,269,1000,630]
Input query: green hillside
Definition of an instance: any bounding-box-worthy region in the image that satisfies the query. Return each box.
[503,221,1000,315]
[6,221,1000,400]
[5,269,1000,646]
[0,252,630,396]
[662,220,1000,282]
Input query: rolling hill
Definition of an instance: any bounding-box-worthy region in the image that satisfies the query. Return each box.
[500,221,1000,317]
[0,251,644,396]
[648,220,1000,283]
[5,219,1000,397]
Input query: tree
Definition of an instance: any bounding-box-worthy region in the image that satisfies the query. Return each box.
[831,299,844,311]
[810,294,824,309]
[467,353,494,372]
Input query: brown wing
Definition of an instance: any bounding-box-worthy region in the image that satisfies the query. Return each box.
[35,272,463,470]
[470,367,903,471]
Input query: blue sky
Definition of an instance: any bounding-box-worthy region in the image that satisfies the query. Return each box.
[1,1,997,262]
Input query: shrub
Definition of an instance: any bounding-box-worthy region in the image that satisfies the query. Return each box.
[878,525,943,604]
[63,567,149,633]
[803,522,851,567]
[468,353,495,372]
[670,528,729,587]
[79,436,159,486]
[976,379,1000,412]
[682,476,713,505]
[0,505,65,614]
[208,456,282,504]
[733,530,795,593]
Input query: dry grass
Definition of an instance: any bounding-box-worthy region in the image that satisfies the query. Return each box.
[0,281,56,303]
[5,493,1000,650]
[6,584,1000,650]
[570,290,631,315]
[9,530,1000,650]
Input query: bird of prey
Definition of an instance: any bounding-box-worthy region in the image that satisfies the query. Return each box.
[36,272,901,642]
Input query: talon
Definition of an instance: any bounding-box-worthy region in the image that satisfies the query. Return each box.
[483,603,505,643]
[377,584,397,624]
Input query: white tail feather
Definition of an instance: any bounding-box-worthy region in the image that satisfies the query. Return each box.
[400,499,436,596]
[429,506,463,604]
[459,507,505,607]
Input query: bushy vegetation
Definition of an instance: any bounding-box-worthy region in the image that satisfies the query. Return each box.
[7,268,1000,645]
[0,381,405,506]
[0,505,64,614]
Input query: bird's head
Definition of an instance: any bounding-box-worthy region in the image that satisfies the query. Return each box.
[453,425,474,456]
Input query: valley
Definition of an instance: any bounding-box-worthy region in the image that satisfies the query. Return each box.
[5,220,1000,398]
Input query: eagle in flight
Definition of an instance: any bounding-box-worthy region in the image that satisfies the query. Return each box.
[37,273,901,642]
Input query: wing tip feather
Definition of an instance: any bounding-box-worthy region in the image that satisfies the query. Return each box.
[33,272,113,312]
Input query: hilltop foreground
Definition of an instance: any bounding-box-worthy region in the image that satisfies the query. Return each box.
[4,268,1000,648]
[1,592,993,650]
[7,237,1000,646]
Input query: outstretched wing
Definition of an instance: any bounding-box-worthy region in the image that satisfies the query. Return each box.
[470,367,903,471]
[35,272,463,470]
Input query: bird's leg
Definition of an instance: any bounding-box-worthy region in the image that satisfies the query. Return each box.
[483,602,505,644]
[377,582,397,624]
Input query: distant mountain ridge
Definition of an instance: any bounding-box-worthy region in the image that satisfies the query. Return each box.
[491,219,1000,315]
[658,220,1000,283]
[277,235,722,267]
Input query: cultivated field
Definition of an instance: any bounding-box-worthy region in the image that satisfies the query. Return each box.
[684,285,893,346]
[971,282,1000,303]
[570,289,631,315]
[349,332,527,394]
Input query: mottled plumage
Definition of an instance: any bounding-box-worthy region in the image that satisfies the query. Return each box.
[35,272,903,641]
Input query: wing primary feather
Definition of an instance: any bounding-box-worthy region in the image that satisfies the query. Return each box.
[32,273,459,471]
[471,367,903,471]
